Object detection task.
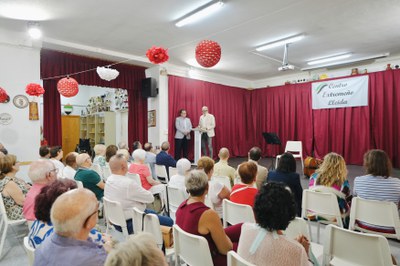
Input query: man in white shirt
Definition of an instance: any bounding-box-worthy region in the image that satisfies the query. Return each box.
[214,148,236,187]
[104,154,173,234]
[144,142,157,180]
[198,106,216,158]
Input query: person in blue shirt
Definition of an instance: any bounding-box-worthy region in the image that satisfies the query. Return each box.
[155,141,176,178]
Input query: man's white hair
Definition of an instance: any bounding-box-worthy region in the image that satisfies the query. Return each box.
[28,160,55,183]
[176,158,191,175]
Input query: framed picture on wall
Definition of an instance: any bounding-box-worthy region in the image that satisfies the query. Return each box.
[148,110,156,127]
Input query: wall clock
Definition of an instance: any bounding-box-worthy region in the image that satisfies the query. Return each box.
[13,95,29,109]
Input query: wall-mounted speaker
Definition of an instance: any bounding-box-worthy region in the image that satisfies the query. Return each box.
[141,77,158,98]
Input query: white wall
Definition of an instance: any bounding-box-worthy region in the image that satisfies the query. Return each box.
[0,43,41,162]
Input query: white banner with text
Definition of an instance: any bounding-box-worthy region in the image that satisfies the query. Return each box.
[311,76,369,110]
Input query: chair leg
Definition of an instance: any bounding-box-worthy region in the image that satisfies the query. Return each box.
[317,221,320,244]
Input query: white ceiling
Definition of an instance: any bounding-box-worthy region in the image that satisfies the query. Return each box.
[1,0,400,80]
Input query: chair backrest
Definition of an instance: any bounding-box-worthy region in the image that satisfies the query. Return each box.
[132,207,145,234]
[222,199,255,228]
[103,197,129,237]
[143,213,164,249]
[102,166,112,181]
[169,167,178,178]
[126,172,142,186]
[284,141,303,156]
[204,194,214,209]
[75,180,84,189]
[23,236,35,266]
[227,251,256,266]
[212,176,232,190]
[284,217,311,239]
[173,224,214,266]
[349,197,400,240]
[91,164,103,178]
[0,194,9,222]
[301,189,343,228]
[167,186,187,221]
[155,164,169,183]
[323,224,393,266]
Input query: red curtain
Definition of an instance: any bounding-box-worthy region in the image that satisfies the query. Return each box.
[168,76,251,160]
[168,70,400,167]
[40,49,147,151]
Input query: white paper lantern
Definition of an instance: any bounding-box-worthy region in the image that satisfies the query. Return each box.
[96,66,120,81]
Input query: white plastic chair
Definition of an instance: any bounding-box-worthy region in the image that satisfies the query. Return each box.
[23,236,35,266]
[102,166,112,181]
[126,172,142,186]
[227,250,256,266]
[0,194,27,258]
[323,224,394,266]
[132,207,145,234]
[91,164,103,178]
[301,189,344,243]
[75,180,84,189]
[155,164,169,183]
[212,176,232,190]
[173,224,214,266]
[275,141,304,173]
[103,197,130,239]
[222,199,255,228]
[168,167,178,178]
[349,197,400,240]
[143,213,174,261]
[167,186,187,221]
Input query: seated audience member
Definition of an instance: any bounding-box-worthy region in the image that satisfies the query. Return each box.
[39,145,50,159]
[155,141,176,176]
[105,232,167,266]
[214,147,236,187]
[129,149,166,196]
[354,149,400,207]
[28,179,109,249]
[50,146,64,178]
[105,144,118,163]
[176,170,241,266]
[143,142,157,180]
[105,154,172,234]
[132,141,142,152]
[238,183,309,266]
[33,189,108,266]
[118,141,133,162]
[309,152,351,215]
[236,147,268,189]
[230,162,258,207]
[197,156,230,218]
[62,152,78,180]
[116,149,131,164]
[93,144,106,167]
[23,160,57,221]
[169,158,191,197]
[267,152,303,216]
[0,155,31,220]
[74,153,105,201]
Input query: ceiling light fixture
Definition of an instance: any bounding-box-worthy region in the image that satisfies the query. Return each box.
[255,34,305,51]
[27,21,42,39]
[175,1,224,27]
[301,53,390,71]
[307,53,352,65]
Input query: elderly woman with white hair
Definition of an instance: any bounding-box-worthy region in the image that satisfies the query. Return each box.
[93,144,106,167]
[129,149,164,194]
[169,158,191,197]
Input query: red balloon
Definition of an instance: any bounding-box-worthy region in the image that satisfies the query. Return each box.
[57,77,79,97]
[195,40,221,68]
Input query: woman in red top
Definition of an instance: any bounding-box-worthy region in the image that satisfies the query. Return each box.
[176,170,242,266]
[230,162,258,207]
[129,149,161,191]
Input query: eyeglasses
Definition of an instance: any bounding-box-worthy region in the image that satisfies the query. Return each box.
[83,202,99,226]
[48,168,59,175]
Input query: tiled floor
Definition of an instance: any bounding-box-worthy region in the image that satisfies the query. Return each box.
[1,157,399,265]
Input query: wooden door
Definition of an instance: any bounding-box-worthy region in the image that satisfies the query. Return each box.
[61,115,80,161]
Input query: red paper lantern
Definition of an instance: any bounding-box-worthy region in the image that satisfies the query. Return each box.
[146,46,169,64]
[195,40,221,68]
[57,77,79,97]
[26,83,45,97]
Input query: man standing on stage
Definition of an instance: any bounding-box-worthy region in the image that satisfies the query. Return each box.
[198,106,216,158]
[174,109,192,160]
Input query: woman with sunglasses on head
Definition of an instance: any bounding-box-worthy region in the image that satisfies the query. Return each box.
[0,154,31,220]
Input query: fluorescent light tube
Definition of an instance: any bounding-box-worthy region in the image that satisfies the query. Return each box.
[301,53,390,71]
[255,35,304,51]
[307,53,352,65]
[175,1,224,27]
